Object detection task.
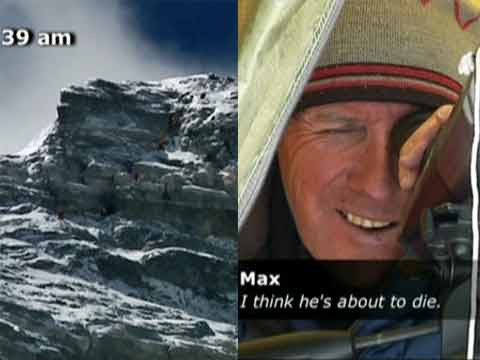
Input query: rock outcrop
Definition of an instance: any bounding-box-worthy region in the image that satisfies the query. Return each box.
[0,74,237,360]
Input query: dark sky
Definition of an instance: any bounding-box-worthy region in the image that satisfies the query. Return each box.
[0,0,237,154]
[127,0,236,75]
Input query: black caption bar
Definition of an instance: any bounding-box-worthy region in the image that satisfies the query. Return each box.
[239,260,473,320]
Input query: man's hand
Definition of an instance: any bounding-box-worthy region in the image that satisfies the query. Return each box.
[398,105,454,190]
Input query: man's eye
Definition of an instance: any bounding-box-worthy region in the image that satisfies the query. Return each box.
[391,110,433,154]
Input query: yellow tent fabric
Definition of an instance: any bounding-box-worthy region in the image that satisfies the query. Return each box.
[238,0,260,49]
[237,0,344,228]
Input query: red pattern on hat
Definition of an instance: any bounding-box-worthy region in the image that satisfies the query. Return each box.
[305,78,458,103]
[454,0,480,30]
[421,0,480,30]
[310,64,462,93]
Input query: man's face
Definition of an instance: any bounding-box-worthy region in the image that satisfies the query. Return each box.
[278,101,419,260]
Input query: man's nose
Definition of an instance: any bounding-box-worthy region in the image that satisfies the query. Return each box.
[347,142,398,202]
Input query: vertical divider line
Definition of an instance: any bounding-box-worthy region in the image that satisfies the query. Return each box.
[467,48,480,359]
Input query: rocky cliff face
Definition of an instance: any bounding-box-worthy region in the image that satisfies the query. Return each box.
[0,74,237,359]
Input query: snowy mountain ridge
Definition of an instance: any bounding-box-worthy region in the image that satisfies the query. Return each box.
[0,74,237,360]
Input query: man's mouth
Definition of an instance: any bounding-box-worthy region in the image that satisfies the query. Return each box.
[338,210,395,230]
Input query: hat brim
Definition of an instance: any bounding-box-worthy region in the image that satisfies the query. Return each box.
[296,63,461,111]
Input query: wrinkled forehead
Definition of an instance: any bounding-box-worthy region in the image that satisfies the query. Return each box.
[290,101,435,151]
[294,101,432,127]
[298,101,420,118]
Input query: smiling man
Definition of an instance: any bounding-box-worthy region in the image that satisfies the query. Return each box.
[239,0,479,358]
[240,0,479,261]
[278,101,453,260]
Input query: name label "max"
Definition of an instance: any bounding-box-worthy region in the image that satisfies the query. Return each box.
[240,271,281,286]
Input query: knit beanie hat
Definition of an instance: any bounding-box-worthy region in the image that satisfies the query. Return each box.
[297,0,480,111]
